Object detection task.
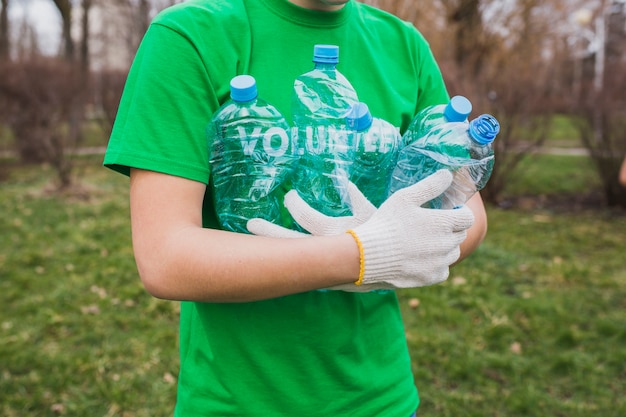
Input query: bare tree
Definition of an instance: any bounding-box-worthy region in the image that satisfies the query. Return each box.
[0,0,8,60]
[451,1,564,203]
[64,0,93,163]
[1,0,94,191]
[52,0,75,61]
[359,0,447,52]
[137,0,151,37]
[0,0,186,192]
[573,0,626,208]
[360,0,423,24]
[80,0,92,71]
[369,0,560,203]
[90,0,179,138]
[0,58,83,188]
[444,0,493,78]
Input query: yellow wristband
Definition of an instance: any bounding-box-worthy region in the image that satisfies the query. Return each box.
[346,229,365,286]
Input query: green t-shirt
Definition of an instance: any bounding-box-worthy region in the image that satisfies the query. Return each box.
[104,0,449,416]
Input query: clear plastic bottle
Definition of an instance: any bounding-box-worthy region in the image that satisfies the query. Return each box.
[402,95,473,146]
[208,75,297,233]
[388,114,500,209]
[291,44,359,218]
[292,44,359,123]
[346,102,401,208]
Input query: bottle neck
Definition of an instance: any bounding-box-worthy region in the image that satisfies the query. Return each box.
[468,131,487,146]
[314,62,338,70]
[233,98,257,106]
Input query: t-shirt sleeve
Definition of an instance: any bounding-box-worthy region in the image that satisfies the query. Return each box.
[103,22,218,184]
[413,29,450,112]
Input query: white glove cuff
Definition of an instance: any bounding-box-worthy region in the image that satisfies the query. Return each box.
[349,221,405,286]
[346,230,365,285]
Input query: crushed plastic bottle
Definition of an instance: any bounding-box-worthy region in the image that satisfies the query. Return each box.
[290,44,359,218]
[403,95,472,146]
[388,114,500,209]
[346,102,401,208]
[208,75,297,233]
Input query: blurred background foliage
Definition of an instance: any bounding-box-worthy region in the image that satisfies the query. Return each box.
[1,2,625,416]
[1,0,625,206]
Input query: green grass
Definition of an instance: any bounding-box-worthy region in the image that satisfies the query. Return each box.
[399,208,626,416]
[1,155,624,416]
[0,121,108,153]
[0,124,14,152]
[546,114,583,146]
[0,159,178,417]
[502,153,601,197]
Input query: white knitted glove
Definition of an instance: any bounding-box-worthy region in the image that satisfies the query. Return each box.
[343,170,475,290]
[248,170,473,292]
[247,181,376,238]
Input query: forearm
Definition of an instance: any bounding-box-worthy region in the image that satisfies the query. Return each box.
[130,168,358,302]
[455,192,487,264]
[129,169,478,300]
[137,226,359,302]
[620,158,626,187]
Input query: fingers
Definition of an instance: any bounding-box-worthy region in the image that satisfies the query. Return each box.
[395,170,453,206]
[284,190,335,228]
[285,184,375,236]
[346,181,376,221]
[445,239,463,266]
[247,218,307,238]
[448,205,475,232]
[284,190,354,235]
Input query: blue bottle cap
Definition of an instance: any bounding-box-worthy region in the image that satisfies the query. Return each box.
[313,44,339,64]
[468,114,500,145]
[444,95,472,122]
[346,102,373,131]
[230,75,258,102]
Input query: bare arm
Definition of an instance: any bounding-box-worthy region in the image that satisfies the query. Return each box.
[129,168,359,303]
[130,168,482,301]
[620,157,626,187]
[455,191,488,265]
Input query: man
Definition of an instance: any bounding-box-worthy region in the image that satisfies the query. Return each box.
[104,0,487,415]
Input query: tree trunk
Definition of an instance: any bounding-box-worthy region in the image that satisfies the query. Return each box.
[138,0,151,36]
[448,0,485,77]
[0,0,8,60]
[52,0,74,61]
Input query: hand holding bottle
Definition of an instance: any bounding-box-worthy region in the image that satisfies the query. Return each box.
[344,170,474,291]
[389,114,499,209]
[248,170,474,292]
[247,181,376,238]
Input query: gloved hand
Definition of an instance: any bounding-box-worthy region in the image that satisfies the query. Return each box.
[248,170,474,292]
[340,169,474,290]
[247,181,376,238]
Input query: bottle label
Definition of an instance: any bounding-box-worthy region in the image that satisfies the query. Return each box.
[236,125,291,158]
[292,125,351,156]
[356,131,396,154]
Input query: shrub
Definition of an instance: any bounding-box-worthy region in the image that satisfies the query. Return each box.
[0,57,84,187]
